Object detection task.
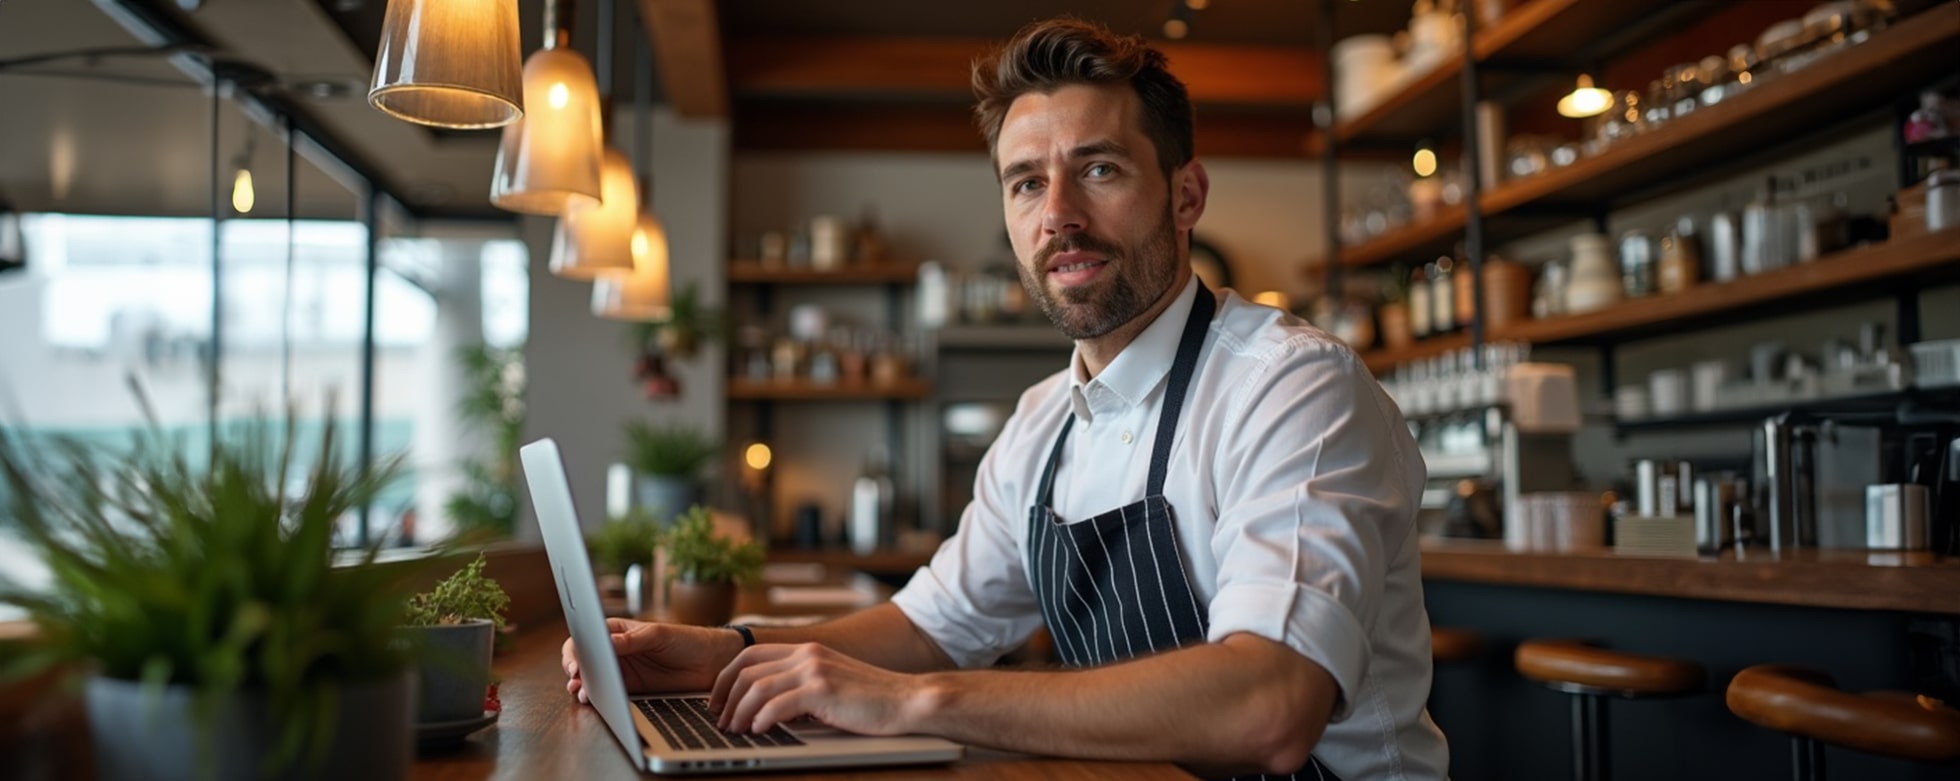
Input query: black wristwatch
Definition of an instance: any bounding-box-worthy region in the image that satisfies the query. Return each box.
[724,623,755,648]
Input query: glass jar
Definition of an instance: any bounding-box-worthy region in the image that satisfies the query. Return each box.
[1619,230,1656,298]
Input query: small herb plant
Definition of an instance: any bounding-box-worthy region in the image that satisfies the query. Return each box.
[624,421,719,478]
[404,554,510,629]
[659,505,764,585]
[587,509,663,577]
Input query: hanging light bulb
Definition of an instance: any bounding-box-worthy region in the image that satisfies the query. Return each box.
[1557,74,1614,118]
[368,0,524,129]
[1412,146,1438,178]
[231,167,255,214]
[744,442,773,472]
[489,1,604,214]
[592,212,672,320]
[551,147,637,279]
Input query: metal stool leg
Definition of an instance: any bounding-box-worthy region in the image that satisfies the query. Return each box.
[1791,736,1824,781]
[1572,692,1610,781]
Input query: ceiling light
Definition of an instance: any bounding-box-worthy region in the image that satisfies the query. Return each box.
[231,167,255,214]
[489,2,604,215]
[551,147,637,280]
[1557,74,1614,119]
[744,442,773,472]
[594,213,673,321]
[1163,18,1189,39]
[368,0,524,129]
[1186,0,1209,9]
[0,204,25,273]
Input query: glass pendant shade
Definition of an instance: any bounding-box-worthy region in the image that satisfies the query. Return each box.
[368,0,524,129]
[1557,74,1614,119]
[489,47,604,214]
[550,148,638,280]
[593,212,673,320]
[0,209,25,271]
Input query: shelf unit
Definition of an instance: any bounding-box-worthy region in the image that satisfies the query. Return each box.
[1612,387,1960,435]
[1324,0,1960,392]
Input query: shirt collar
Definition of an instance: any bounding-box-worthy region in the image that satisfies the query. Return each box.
[1067,276,1202,421]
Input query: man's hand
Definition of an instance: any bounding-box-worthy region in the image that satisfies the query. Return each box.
[562,618,742,703]
[708,643,936,736]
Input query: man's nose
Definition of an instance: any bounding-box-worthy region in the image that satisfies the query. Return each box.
[1041,180,1086,236]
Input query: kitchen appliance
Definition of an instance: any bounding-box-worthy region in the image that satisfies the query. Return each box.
[1752,413,1959,552]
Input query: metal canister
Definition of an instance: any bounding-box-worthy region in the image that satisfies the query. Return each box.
[1695,477,1737,553]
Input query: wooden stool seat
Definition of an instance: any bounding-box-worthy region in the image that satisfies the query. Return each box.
[1727,664,1960,765]
[1516,638,1706,697]
[1431,626,1483,664]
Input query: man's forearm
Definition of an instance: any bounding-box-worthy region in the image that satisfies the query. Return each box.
[747,603,955,673]
[910,633,1336,776]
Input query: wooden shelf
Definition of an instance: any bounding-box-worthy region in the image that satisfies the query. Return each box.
[1360,331,1472,373]
[932,324,1073,351]
[1481,3,1960,216]
[1334,57,1463,146]
[1421,538,1960,615]
[1613,388,1957,434]
[727,261,918,285]
[727,377,932,401]
[1337,205,1467,269]
[1494,229,1960,347]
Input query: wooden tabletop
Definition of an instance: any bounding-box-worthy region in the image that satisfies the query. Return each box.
[409,626,1195,780]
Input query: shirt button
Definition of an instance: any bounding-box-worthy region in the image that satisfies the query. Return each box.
[1121,429,1134,444]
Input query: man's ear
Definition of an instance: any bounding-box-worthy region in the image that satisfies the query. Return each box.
[1173,160,1210,233]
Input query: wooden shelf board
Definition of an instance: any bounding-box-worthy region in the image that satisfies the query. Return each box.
[1493,229,1960,346]
[1474,0,1694,64]
[728,261,919,285]
[1613,388,1957,434]
[1361,331,1473,373]
[1481,4,1960,216]
[1421,538,1960,615]
[1338,206,1468,269]
[727,377,932,401]
[1334,58,1463,145]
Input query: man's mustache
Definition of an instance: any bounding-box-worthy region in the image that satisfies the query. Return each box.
[1035,234,1122,269]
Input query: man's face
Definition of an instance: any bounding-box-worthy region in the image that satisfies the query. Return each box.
[995,84,1196,341]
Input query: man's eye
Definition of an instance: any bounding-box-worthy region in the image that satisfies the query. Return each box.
[1086,163,1114,178]
[1012,179,1043,195]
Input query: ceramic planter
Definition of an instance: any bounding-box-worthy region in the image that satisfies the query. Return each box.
[409,620,495,723]
[666,578,736,626]
[635,475,700,524]
[84,670,413,781]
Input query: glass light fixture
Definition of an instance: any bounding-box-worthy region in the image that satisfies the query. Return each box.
[1557,74,1614,118]
[0,203,25,272]
[231,167,255,214]
[368,0,524,129]
[489,6,604,215]
[551,147,637,280]
[1412,146,1438,178]
[592,213,672,320]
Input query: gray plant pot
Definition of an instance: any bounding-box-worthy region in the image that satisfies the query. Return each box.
[410,620,495,723]
[636,475,700,524]
[85,669,413,781]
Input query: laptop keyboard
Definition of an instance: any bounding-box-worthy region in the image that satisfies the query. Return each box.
[635,697,806,751]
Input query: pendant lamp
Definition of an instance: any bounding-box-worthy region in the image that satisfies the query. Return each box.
[0,202,25,273]
[551,147,637,279]
[593,212,672,320]
[489,1,604,214]
[1556,74,1614,119]
[368,0,524,129]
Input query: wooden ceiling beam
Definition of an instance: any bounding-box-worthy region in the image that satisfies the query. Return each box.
[733,102,1319,159]
[726,36,1322,108]
[636,0,729,118]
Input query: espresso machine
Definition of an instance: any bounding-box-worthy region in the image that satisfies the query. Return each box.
[1752,410,1959,554]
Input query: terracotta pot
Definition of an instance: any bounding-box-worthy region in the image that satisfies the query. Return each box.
[666,579,737,626]
[1482,257,1533,329]
[1379,302,1413,351]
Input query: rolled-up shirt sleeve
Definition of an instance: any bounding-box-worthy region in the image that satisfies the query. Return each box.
[1203,340,1423,721]
[891,390,1051,669]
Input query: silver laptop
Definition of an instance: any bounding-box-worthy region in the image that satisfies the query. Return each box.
[520,438,964,775]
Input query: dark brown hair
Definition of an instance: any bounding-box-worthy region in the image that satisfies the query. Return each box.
[972,18,1195,177]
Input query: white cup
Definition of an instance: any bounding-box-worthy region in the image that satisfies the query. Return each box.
[1614,385,1650,420]
[1691,360,1727,412]
[1649,369,1688,417]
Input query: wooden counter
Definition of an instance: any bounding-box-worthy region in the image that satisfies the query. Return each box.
[1419,538,1960,614]
[410,625,1195,781]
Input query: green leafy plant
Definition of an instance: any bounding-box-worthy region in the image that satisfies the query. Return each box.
[586,509,663,577]
[624,420,719,479]
[404,554,510,629]
[0,407,417,776]
[629,281,726,361]
[444,344,525,539]
[659,505,764,585]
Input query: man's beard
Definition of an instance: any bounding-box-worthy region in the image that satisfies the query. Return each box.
[1018,204,1181,341]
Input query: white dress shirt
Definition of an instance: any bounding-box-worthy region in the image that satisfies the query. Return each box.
[891,277,1449,780]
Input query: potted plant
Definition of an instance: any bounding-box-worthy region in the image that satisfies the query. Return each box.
[0,411,420,781]
[402,554,508,727]
[658,505,764,626]
[588,509,663,581]
[624,420,718,523]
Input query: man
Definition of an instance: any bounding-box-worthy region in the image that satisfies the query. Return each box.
[565,18,1447,780]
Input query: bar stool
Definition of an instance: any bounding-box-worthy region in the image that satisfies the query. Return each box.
[1431,626,1483,665]
[1515,638,1706,781]
[1726,664,1960,780]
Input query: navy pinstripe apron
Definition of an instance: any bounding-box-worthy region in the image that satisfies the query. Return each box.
[1024,283,1338,781]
